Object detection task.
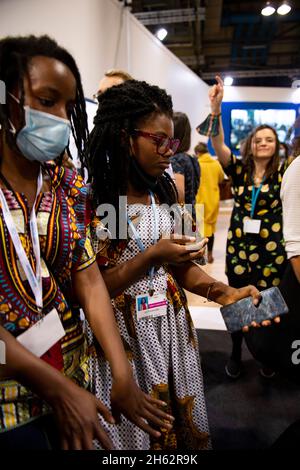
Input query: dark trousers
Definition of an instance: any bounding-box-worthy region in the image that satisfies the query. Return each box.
[271,420,300,448]
[245,262,300,379]
[226,274,265,364]
[226,275,249,363]
[207,234,215,252]
[0,414,60,450]
[228,262,300,378]
[230,330,244,362]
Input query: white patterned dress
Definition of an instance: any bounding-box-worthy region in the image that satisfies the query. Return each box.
[87,200,211,450]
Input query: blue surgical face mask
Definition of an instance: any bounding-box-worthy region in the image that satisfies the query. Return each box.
[8,93,71,162]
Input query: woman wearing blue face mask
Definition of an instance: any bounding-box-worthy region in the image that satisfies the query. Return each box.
[0,35,173,450]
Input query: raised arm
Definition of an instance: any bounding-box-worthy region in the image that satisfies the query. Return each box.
[209,75,232,168]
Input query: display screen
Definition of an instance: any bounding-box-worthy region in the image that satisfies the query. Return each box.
[230,108,296,152]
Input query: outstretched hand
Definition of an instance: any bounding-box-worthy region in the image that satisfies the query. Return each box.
[223,285,280,332]
[110,376,174,438]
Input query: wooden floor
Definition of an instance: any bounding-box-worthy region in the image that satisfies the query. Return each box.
[186,202,233,330]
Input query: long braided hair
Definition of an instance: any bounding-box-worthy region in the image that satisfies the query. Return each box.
[87,80,178,215]
[0,35,88,170]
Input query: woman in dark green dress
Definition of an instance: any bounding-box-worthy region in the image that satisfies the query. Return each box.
[225,150,287,290]
[207,76,288,379]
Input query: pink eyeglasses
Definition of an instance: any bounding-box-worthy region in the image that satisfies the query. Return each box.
[132,129,180,156]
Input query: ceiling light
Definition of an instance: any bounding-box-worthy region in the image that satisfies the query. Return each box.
[224,76,234,86]
[261,2,276,16]
[277,2,291,15]
[292,79,300,89]
[156,28,168,41]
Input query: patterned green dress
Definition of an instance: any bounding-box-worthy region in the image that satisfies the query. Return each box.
[225,154,287,289]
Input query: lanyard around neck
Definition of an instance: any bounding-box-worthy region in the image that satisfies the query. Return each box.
[127,191,158,295]
[251,177,265,219]
[0,170,44,313]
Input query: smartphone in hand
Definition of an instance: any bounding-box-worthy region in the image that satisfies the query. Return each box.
[185,238,207,251]
[220,287,289,333]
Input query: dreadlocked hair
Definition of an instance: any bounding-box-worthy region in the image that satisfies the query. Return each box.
[87,80,178,214]
[241,124,280,184]
[0,35,88,171]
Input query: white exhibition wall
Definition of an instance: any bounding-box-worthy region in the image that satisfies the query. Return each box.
[223,86,299,104]
[0,0,210,149]
[0,0,298,151]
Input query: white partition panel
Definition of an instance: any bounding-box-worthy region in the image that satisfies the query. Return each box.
[0,0,209,149]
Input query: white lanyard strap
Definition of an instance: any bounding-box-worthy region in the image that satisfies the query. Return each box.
[127,191,159,295]
[149,191,159,242]
[0,170,43,312]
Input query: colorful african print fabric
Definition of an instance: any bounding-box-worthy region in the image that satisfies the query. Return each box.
[0,164,95,432]
[88,202,211,450]
[225,154,287,288]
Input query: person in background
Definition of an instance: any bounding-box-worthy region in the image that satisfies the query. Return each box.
[200,75,287,380]
[291,130,300,160]
[279,142,292,167]
[69,69,134,173]
[170,112,200,220]
[0,35,172,450]
[277,138,300,381]
[194,142,224,263]
[94,69,133,99]
[253,131,300,382]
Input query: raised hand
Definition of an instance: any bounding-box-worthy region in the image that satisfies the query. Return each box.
[209,75,224,114]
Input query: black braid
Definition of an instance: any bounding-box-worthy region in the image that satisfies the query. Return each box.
[0,35,88,171]
[87,80,178,217]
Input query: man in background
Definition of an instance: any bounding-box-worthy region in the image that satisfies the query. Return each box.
[95,69,133,97]
[69,69,133,173]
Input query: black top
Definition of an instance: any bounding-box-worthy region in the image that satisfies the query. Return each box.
[170,152,200,217]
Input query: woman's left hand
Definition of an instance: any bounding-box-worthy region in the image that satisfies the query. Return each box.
[223,285,280,332]
[110,376,174,437]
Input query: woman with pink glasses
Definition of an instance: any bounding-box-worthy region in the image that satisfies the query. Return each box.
[86,79,265,450]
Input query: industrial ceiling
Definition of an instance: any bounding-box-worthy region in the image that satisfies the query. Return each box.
[125,0,300,87]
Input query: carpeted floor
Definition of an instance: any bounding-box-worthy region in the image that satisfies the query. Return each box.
[197,329,300,450]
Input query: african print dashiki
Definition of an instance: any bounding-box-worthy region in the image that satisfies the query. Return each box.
[0,164,95,432]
